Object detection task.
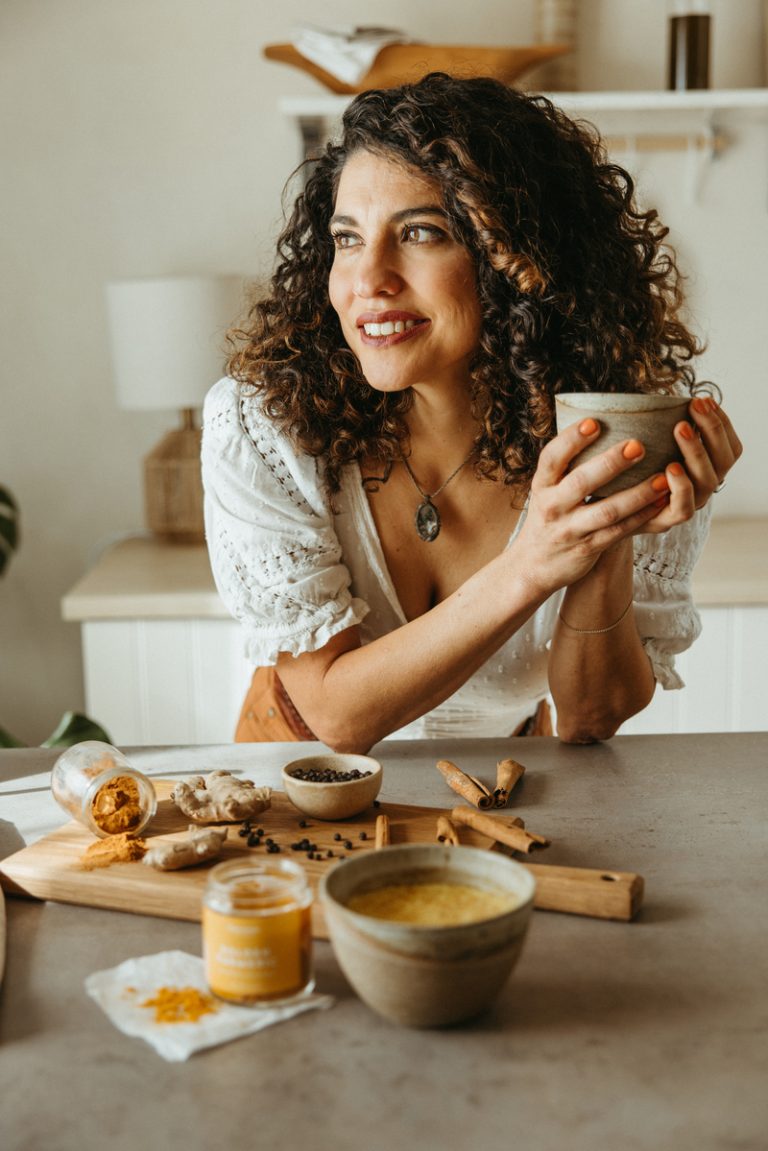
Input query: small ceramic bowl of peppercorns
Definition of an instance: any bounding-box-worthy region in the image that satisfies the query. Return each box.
[282,754,382,820]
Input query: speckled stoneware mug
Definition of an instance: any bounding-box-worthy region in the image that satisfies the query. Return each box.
[555,391,689,497]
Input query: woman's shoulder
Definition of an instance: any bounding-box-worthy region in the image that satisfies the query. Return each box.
[203,376,272,443]
[202,377,325,515]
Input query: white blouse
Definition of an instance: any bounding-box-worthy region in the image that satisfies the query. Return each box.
[202,377,711,739]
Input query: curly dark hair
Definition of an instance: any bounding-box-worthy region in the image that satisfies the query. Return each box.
[227,72,704,493]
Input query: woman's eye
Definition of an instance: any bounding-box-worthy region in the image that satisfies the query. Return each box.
[403,224,442,243]
[331,231,361,249]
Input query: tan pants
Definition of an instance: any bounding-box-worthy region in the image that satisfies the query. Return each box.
[235,667,316,742]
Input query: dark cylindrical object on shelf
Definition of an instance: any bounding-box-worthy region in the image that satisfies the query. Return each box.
[668,14,711,90]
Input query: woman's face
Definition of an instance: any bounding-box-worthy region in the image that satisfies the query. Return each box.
[328,150,482,398]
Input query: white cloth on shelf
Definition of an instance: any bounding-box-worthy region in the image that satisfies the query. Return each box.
[291,24,412,86]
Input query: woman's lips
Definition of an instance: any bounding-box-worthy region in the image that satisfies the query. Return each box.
[356,313,430,347]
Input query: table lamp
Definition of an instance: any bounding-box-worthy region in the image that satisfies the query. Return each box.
[106,274,244,544]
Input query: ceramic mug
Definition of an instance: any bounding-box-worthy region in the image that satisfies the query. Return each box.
[555,391,689,497]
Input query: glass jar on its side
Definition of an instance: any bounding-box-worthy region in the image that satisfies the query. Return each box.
[203,858,314,1006]
[50,740,157,838]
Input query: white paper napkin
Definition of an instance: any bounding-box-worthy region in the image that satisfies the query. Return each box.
[85,950,333,1062]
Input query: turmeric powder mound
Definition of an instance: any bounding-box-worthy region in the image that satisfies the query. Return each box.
[91,774,143,834]
[81,833,147,870]
[140,986,219,1024]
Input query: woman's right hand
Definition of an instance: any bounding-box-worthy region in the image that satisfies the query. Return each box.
[515,417,669,595]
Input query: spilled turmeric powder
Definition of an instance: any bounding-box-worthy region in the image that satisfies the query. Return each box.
[81,833,147,870]
[91,774,143,834]
[140,986,219,1023]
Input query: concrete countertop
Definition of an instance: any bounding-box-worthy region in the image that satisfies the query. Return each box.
[0,734,765,1151]
[61,518,768,621]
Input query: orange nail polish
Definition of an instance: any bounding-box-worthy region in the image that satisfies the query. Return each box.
[678,422,695,441]
[651,474,670,492]
[579,418,599,436]
[622,439,644,460]
[668,462,685,477]
[693,397,712,415]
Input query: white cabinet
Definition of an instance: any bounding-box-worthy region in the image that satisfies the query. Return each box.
[62,521,768,744]
[621,604,768,734]
[62,538,251,746]
[79,617,251,746]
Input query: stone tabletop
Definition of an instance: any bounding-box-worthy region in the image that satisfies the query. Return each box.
[0,734,765,1151]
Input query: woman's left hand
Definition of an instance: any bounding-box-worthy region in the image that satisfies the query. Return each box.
[646,395,742,526]
[678,395,742,506]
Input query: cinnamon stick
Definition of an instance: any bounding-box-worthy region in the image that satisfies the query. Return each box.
[374,813,391,849]
[450,805,550,855]
[493,758,526,807]
[435,816,460,845]
[436,760,494,809]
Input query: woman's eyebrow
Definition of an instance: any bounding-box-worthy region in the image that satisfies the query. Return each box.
[330,205,449,227]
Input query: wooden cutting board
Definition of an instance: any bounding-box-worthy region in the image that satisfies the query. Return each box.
[0,781,487,939]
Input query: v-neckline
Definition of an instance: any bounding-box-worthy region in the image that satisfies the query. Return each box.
[345,462,529,626]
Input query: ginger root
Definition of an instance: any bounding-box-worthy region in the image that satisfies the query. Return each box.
[143,826,227,871]
[170,771,272,824]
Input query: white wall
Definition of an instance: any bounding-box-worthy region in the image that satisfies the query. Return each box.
[1,0,766,743]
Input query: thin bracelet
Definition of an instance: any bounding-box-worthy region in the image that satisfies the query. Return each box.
[558,596,634,635]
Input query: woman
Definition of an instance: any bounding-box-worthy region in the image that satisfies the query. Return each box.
[202,73,741,752]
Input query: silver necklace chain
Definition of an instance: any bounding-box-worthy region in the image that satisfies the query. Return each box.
[400,449,474,542]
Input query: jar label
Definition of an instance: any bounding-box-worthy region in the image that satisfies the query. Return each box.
[202,905,311,1001]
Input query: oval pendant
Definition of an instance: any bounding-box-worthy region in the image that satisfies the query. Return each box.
[415,498,441,542]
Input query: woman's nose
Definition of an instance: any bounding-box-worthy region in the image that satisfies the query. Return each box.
[353,243,403,298]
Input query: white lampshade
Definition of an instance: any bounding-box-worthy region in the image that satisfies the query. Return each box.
[105,275,244,412]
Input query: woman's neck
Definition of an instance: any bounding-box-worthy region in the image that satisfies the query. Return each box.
[404,382,479,471]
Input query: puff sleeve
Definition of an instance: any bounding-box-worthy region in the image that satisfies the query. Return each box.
[632,503,712,689]
[201,378,369,665]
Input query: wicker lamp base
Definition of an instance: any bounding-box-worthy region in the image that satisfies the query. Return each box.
[143,424,205,544]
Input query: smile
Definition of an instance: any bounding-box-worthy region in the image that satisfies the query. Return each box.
[356,313,430,346]
[363,319,421,336]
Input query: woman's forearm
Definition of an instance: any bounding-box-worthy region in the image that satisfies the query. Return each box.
[278,548,551,752]
[548,540,655,742]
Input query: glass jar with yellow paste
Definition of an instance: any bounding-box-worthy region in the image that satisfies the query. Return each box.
[202,858,314,1005]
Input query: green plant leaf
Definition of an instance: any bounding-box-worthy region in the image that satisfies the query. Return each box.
[0,723,26,748]
[41,711,112,748]
[0,484,20,578]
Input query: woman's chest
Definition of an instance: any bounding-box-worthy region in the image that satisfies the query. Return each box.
[359,464,524,621]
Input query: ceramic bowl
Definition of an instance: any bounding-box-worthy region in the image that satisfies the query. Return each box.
[320,843,536,1028]
[555,391,689,497]
[282,754,382,821]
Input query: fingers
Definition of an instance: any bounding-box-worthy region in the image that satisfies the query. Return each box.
[691,395,742,461]
[674,395,743,505]
[535,418,651,503]
[534,417,601,490]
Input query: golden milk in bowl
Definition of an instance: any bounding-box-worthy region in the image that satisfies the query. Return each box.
[320,844,535,1028]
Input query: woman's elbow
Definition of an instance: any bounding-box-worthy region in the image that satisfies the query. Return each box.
[556,684,656,744]
[307,713,378,756]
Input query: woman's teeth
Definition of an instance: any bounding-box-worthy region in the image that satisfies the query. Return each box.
[362,319,422,336]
